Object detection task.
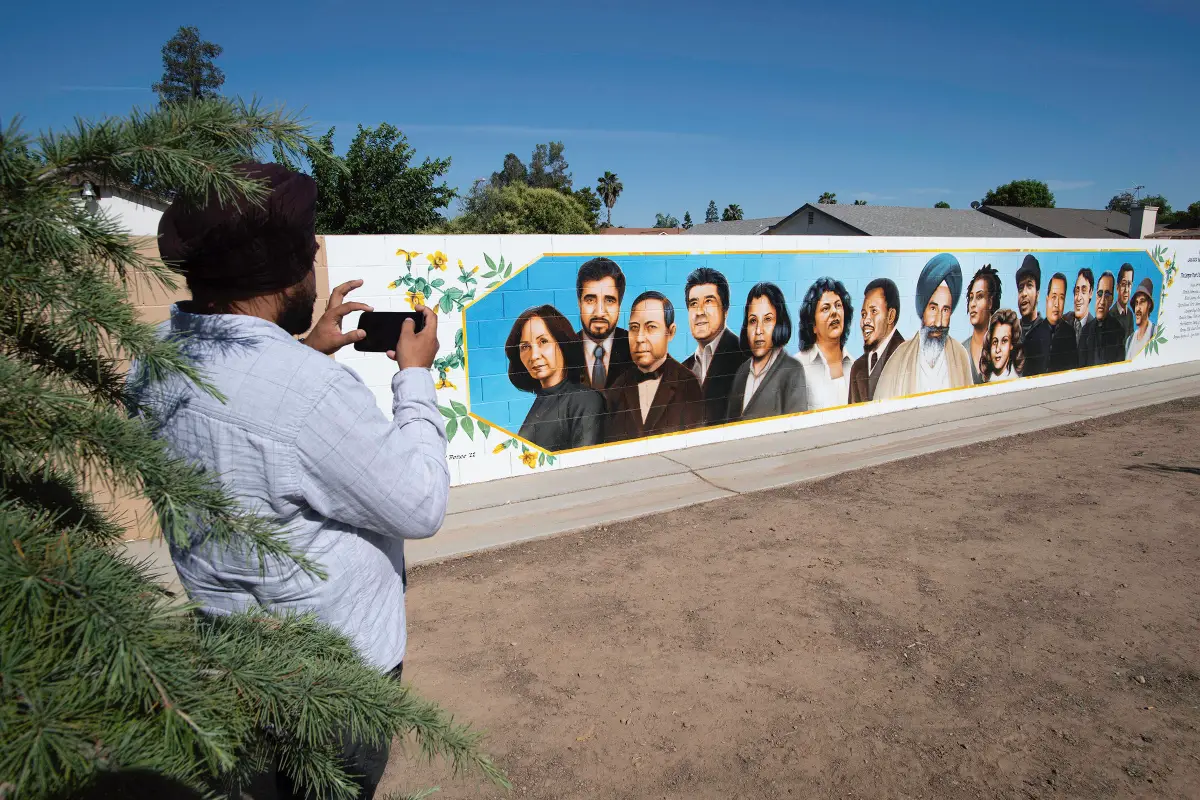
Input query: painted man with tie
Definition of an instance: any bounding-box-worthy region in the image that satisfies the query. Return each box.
[575,257,634,390]
[681,267,749,425]
[848,277,905,403]
[604,291,705,442]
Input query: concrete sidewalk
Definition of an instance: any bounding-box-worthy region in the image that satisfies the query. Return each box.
[123,361,1200,588]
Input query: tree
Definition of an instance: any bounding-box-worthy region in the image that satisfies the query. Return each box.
[1109,191,1174,223]
[527,142,571,191]
[818,192,837,204]
[721,204,743,221]
[654,213,680,228]
[306,123,455,234]
[491,153,529,188]
[934,201,951,209]
[853,199,868,205]
[0,99,505,799]
[1177,201,1200,228]
[444,181,593,234]
[152,25,225,104]
[982,179,1055,208]
[572,186,603,230]
[682,211,693,229]
[596,171,623,226]
[705,200,719,224]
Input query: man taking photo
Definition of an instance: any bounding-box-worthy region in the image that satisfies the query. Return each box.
[131,162,447,799]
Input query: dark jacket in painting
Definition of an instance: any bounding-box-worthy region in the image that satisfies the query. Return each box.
[578,327,635,391]
[603,356,705,442]
[517,379,605,452]
[682,328,750,426]
[726,351,809,421]
[848,330,905,404]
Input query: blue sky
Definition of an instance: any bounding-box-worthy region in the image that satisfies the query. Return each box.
[4,0,1197,226]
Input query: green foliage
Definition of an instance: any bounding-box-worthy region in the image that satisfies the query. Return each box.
[571,186,603,230]
[596,171,623,226]
[852,199,867,205]
[445,182,592,234]
[982,179,1055,208]
[721,204,743,221]
[1178,201,1200,228]
[817,192,837,205]
[653,212,680,228]
[300,124,455,235]
[682,211,693,229]
[0,100,505,799]
[934,201,951,209]
[152,26,225,104]
[1109,192,1175,224]
[705,200,719,224]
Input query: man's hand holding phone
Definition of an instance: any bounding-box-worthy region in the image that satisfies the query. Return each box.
[389,305,439,370]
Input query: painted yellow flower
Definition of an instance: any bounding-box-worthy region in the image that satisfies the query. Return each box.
[406,291,426,309]
[427,251,450,271]
[470,266,479,275]
[519,450,538,469]
[387,279,402,290]
[492,442,507,454]
[396,248,421,260]
[435,376,456,390]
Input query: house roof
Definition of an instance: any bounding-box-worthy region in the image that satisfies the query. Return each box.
[598,227,686,235]
[979,206,1131,239]
[771,203,1036,238]
[679,217,784,235]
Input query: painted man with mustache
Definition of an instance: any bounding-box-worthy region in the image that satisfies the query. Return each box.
[795,276,854,409]
[848,278,904,403]
[874,253,974,400]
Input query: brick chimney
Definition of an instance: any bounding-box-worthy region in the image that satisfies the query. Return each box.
[1128,205,1158,239]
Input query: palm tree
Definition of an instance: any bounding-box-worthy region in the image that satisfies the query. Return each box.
[721,203,743,221]
[818,191,837,204]
[596,171,623,226]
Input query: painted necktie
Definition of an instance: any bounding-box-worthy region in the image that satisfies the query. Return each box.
[592,344,606,388]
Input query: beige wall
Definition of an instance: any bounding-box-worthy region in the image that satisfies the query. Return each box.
[116,236,331,540]
[770,209,863,236]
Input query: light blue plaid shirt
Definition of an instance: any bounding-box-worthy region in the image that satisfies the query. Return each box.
[130,306,448,670]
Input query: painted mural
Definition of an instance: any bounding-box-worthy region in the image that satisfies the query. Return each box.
[458,249,1166,455]
[325,236,1196,486]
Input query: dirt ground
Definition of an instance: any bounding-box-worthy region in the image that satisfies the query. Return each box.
[387,397,1200,799]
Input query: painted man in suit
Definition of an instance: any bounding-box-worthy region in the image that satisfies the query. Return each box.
[576,257,634,390]
[874,253,974,400]
[1046,271,1078,373]
[727,282,807,421]
[1015,254,1052,376]
[1111,263,1136,343]
[681,267,749,426]
[1080,271,1126,366]
[848,277,904,403]
[604,291,705,442]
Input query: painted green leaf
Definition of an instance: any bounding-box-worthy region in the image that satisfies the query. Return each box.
[450,399,468,415]
[461,416,475,440]
[455,328,464,347]
[538,452,546,466]
[547,455,556,465]
[486,280,502,289]
[445,417,458,441]
[440,295,454,313]
[437,405,455,419]
[478,420,491,438]
[484,253,497,272]
[431,278,445,288]
[504,263,513,277]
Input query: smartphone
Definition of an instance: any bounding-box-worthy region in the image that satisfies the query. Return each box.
[354,311,426,352]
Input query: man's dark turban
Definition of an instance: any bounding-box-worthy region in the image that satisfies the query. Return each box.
[158,162,318,295]
[915,252,963,317]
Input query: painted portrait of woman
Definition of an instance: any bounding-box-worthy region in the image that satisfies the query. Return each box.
[505,304,605,451]
[980,308,1024,383]
[795,276,854,409]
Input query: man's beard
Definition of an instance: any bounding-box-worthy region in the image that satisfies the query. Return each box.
[919,325,948,368]
[278,282,317,335]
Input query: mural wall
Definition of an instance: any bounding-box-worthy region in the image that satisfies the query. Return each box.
[326,236,1199,486]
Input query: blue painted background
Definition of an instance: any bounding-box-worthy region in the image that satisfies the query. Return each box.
[464,250,1161,434]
